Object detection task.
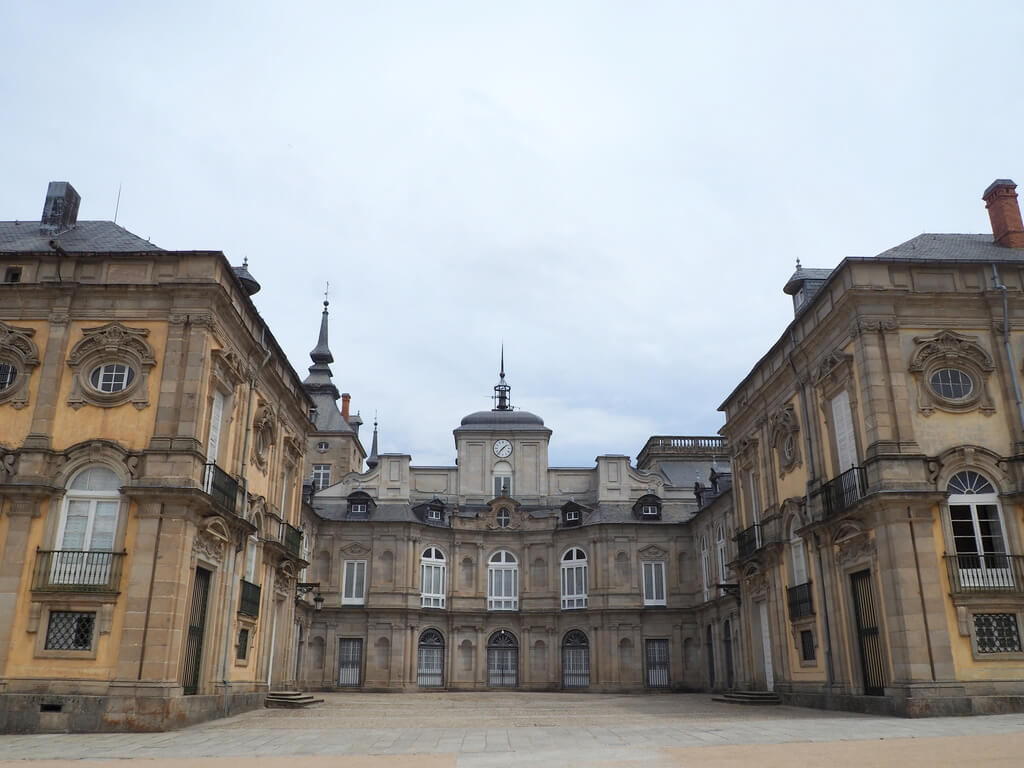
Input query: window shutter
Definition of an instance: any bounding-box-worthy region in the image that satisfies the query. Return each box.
[207,390,224,463]
[831,389,857,470]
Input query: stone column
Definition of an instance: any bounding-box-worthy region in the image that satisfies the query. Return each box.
[0,494,45,678]
[113,502,162,681]
[24,305,72,449]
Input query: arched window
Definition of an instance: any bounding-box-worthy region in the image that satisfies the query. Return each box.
[487,551,518,610]
[417,629,444,687]
[562,630,590,688]
[560,548,588,609]
[52,465,122,586]
[420,547,446,608]
[493,460,513,498]
[790,519,808,586]
[947,470,1011,588]
[700,535,711,602]
[486,630,518,687]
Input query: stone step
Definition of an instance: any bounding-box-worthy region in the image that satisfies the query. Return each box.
[712,691,782,705]
[265,691,324,708]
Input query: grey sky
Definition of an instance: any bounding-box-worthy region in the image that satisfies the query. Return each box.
[4,2,1023,467]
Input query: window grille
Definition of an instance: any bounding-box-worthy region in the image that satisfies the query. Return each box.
[237,628,249,660]
[44,611,95,651]
[974,613,1022,654]
[800,630,815,661]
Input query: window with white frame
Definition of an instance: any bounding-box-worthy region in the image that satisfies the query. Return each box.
[494,475,512,497]
[642,560,666,606]
[312,464,331,490]
[244,534,259,583]
[700,536,711,602]
[716,525,727,589]
[342,560,367,605]
[947,470,1011,589]
[421,547,446,608]
[52,466,122,586]
[561,548,588,609]
[790,519,808,585]
[487,550,518,610]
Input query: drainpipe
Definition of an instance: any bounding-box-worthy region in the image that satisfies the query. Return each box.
[221,329,273,714]
[992,265,1024,434]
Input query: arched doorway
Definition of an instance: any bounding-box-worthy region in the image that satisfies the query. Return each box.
[486,630,518,688]
[562,630,590,688]
[417,629,444,687]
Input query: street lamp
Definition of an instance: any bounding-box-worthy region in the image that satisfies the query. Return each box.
[296,582,323,611]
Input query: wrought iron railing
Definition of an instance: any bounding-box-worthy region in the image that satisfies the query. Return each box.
[204,462,239,514]
[944,554,1024,594]
[736,524,763,559]
[283,522,303,558]
[239,579,261,617]
[820,466,867,519]
[787,581,814,620]
[32,549,126,593]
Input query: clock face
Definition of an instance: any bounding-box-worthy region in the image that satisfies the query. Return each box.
[493,439,513,458]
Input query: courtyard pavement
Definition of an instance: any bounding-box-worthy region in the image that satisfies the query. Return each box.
[2,692,1024,767]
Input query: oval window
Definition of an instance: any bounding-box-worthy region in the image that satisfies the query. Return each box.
[929,368,973,400]
[783,434,796,461]
[89,363,136,393]
[0,362,16,391]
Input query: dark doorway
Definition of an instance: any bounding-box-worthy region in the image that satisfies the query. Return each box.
[182,567,211,695]
[850,569,886,695]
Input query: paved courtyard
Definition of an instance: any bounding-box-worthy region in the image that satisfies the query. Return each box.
[3,692,1024,767]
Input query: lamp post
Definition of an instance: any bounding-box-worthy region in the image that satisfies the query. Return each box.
[295,582,323,611]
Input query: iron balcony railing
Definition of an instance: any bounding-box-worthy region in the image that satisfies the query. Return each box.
[736,524,763,559]
[944,554,1024,594]
[204,462,239,515]
[239,579,261,618]
[787,581,814,620]
[820,466,867,519]
[32,549,126,593]
[282,522,303,558]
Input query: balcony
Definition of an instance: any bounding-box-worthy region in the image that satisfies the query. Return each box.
[204,462,239,515]
[945,554,1024,594]
[820,466,867,519]
[787,581,814,620]
[282,522,303,558]
[736,524,763,559]
[32,550,126,593]
[239,579,261,617]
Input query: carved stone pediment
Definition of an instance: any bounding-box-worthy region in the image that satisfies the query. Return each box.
[340,542,371,557]
[485,497,524,530]
[768,403,801,476]
[251,404,277,472]
[638,544,667,559]
[909,331,995,416]
[813,350,854,390]
[66,322,156,410]
[835,532,875,566]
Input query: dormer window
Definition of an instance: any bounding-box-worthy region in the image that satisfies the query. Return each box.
[794,286,806,309]
[633,494,663,521]
[561,501,585,527]
[566,509,580,522]
[428,506,442,521]
[346,491,374,519]
[351,503,367,515]
[316,441,329,453]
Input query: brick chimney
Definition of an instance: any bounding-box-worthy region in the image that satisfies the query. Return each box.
[341,393,351,422]
[983,179,1024,248]
[40,181,81,235]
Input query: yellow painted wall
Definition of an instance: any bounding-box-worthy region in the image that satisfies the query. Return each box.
[1,320,50,445]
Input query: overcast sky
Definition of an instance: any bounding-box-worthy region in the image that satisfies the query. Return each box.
[4,2,1024,467]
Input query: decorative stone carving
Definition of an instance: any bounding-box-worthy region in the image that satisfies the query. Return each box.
[850,317,898,336]
[908,331,995,416]
[638,544,667,559]
[251,404,276,471]
[66,322,156,410]
[193,532,224,565]
[835,534,876,566]
[769,403,801,476]
[0,320,40,409]
[813,350,854,390]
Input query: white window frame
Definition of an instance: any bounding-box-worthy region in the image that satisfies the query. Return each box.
[350,502,368,515]
[244,534,259,583]
[790,521,808,586]
[716,525,727,591]
[642,560,666,606]
[700,536,711,602]
[560,548,588,609]
[53,466,122,586]
[342,559,367,605]
[421,547,446,608]
[427,506,442,521]
[641,504,659,518]
[948,471,1011,588]
[494,475,512,497]
[565,508,580,522]
[312,464,331,490]
[487,550,518,610]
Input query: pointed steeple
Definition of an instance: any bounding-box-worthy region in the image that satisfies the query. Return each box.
[366,416,379,470]
[492,345,512,411]
[303,298,341,403]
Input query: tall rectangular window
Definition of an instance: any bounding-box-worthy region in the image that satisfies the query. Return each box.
[643,561,666,606]
[312,464,331,491]
[343,560,367,605]
[494,476,512,497]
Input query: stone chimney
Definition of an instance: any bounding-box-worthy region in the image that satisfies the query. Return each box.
[983,179,1024,248]
[40,181,81,235]
[341,393,351,422]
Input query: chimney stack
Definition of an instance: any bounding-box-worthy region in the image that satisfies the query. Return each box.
[40,181,81,235]
[341,393,351,422]
[983,179,1024,248]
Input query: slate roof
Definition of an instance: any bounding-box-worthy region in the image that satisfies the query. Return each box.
[0,220,163,252]
[872,233,1022,262]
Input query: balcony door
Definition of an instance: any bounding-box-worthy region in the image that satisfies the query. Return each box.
[53,466,121,585]
[948,471,1011,589]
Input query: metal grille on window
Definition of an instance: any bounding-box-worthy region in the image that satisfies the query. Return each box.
[645,638,670,688]
[236,628,249,660]
[0,362,15,390]
[486,630,518,688]
[417,629,444,687]
[800,630,815,661]
[44,611,95,651]
[974,613,1022,653]
[562,630,590,688]
[338,638,363,686]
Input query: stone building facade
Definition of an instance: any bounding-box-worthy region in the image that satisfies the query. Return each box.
[718,179,1024,716]
[0,183,310,732]
[295,345,729,691]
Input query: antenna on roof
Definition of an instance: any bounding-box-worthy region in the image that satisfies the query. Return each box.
[324,281,330,303]
[113,183,122,224]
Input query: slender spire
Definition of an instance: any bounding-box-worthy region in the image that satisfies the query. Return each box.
[310,298,333,365]
[493,346,511,411]
[366,414,379,470]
